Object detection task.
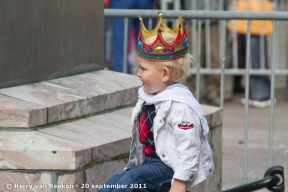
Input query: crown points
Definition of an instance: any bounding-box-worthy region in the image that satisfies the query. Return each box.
[137,11,189,61]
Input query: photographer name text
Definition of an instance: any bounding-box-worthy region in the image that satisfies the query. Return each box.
[7,183,75,190]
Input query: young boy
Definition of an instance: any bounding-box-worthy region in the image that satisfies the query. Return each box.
[98,11,214,192]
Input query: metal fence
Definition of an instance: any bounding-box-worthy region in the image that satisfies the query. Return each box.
[104,2,288,190]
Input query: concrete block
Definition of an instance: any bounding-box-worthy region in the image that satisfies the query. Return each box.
[84,159,128,192]
[0,94,47,128]
[0,172,52,192]
[57,171,85,192]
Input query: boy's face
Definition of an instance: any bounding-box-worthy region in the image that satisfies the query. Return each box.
[137,58,168,94]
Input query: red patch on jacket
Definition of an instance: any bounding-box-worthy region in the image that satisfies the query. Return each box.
[178,123,195,130]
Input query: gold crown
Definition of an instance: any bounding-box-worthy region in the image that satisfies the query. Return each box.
[137,11,189,61]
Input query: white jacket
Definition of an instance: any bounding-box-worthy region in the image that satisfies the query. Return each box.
[124,84,214,190]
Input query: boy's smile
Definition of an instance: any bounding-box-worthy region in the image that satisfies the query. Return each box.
[137,58,171,94]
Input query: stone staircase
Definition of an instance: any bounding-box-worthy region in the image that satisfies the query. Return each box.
[0,70,222,192]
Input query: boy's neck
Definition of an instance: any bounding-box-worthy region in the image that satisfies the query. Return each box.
[153,81,178,95]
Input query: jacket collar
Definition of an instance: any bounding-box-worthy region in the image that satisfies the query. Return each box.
[138,84,209,135]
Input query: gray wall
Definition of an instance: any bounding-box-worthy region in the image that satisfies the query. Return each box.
[0,0,104,88]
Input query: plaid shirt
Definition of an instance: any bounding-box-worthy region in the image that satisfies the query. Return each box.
[137,102,158,158]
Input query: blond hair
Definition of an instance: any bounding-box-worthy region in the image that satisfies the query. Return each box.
[145,33,194,82]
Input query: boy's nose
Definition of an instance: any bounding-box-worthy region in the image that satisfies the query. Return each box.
[136,71,141,77]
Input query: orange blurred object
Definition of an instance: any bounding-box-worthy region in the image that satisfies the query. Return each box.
[227,0,274,35]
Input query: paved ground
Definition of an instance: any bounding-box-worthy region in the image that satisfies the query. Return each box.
[222,88,288,191]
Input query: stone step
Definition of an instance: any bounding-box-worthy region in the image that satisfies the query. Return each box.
[0,106,133,170]
[0,105,222,170]
[0,94,47,128]
[0,70,141,128]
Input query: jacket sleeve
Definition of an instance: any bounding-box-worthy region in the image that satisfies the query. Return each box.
[171,103,202,181]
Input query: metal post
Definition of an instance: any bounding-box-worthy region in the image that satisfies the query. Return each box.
[196,20,202,101]
[274,0,279,69]
[231,0,239,69]
[123,17,128,73]
[205,0,211,69]
[148,18,153,30]
[220,20,226,109]
[192,0,197,59]
[269,20,277,167]
[243,19,251,184]
[286,0,288,88]
[259,0,266,69]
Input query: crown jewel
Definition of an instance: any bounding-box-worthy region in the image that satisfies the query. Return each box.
[137,11,189,61]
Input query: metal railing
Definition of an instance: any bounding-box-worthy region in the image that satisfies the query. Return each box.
[104,5,288,190]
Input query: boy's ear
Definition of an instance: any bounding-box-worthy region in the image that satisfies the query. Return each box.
[162,67,171,82]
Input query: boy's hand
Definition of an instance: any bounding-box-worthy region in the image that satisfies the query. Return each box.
[169,179,187,192]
